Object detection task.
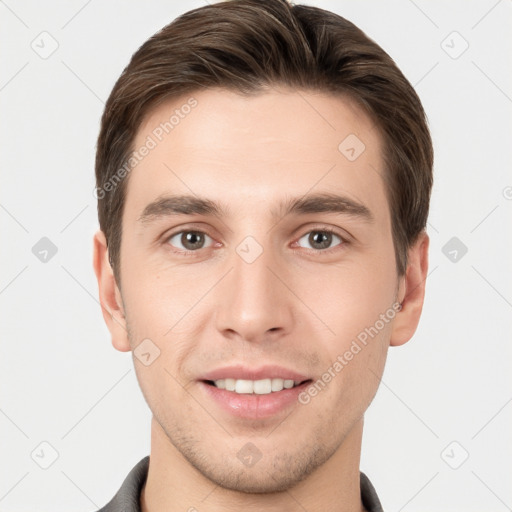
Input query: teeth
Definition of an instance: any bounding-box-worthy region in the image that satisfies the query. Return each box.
[253,379,271,394]
[212,378,301,394]
[215,379,226,389]
[235,379,254,394]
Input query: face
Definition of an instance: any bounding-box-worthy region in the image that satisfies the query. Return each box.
[101,88,411,492]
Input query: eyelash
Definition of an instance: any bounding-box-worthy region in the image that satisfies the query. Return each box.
[163,226,348,257]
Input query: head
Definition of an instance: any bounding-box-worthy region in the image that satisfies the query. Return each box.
[93,0,432,495]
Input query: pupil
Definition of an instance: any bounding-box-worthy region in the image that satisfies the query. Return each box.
[183,232,203,250]
[310,231,331,249]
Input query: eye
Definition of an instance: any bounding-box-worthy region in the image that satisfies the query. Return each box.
[296,229,345,251]
[166,230,214,252]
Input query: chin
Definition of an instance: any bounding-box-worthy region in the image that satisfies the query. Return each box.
[190,443,330,495]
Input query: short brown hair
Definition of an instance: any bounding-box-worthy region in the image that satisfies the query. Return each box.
[95,0,433,284]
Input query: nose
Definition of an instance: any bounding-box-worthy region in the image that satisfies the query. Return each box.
[214,238,295,344]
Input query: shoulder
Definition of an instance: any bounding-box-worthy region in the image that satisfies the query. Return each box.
[360,471,384,512]
[93,456,150,512]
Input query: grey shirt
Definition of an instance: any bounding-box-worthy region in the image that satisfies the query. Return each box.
[95,456,384,512]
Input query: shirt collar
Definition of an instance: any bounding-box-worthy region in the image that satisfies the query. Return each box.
[97,456,384,512]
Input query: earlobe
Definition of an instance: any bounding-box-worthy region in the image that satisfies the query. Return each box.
[92,230,131,352]
[389,231,429,347]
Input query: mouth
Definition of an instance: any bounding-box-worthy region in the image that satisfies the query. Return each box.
[202,378,312,395]
[197,365,314,419]
[199,376,313,420]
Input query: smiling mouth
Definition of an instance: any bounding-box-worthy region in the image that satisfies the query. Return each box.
[203,378,312,395]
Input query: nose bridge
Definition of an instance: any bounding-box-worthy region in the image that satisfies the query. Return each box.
[214,234,293,342]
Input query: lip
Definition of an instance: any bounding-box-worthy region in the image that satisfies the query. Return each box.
[199,379,312,419]
[198,365,312,419]
[199,364,310,382]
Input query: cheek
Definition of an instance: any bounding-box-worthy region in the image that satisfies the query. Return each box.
[121,262,216,388]
[298,258,397,339]
[122,255,205,334]
[297,256,396,404]
[304,312,392,421]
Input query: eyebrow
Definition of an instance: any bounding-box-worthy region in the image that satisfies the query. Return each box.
[137,192,374,224]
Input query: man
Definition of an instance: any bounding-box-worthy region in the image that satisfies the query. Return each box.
[92,0,432,510]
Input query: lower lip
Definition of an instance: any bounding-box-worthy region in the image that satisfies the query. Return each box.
[199,381,311,419]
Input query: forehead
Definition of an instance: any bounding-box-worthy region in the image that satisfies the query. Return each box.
[125,87,389,227]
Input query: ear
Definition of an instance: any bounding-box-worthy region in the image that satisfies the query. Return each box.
[390,231,429,347]
[92,230,131,352]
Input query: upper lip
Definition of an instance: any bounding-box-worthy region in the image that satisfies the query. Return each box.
[200,365,311,382]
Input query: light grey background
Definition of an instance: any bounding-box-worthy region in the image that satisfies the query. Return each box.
[1,1,511,510]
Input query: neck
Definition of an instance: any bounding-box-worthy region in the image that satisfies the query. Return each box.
[140,416,366,512]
